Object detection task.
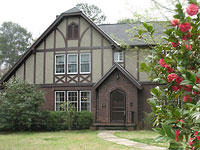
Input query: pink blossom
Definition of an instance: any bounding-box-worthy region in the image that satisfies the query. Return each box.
[176,76,183,85]
[182,32,191,41]
[184,95,192,102]
[184,85,192,92]
[185,44,192,50]
[168,73,178,82]
[175,130,180,142]
[165,65,174,73]
[179,22,192,32]
[186,4,199,16]
[196,76,200,83]
[171,42,180,48]
[172,85,182,92]
[159,58,166,67]
[171,19,179,26]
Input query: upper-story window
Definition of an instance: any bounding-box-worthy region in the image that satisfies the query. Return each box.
[55,54,65,74]
[68,23,79,39]
[114,52,124,63]
[80,53,91,74]
[67,54,78,74]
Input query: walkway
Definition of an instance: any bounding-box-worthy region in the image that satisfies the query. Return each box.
[98,130,167,150]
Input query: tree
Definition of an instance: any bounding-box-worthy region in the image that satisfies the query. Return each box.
[118,9,158,23]
[137,0,200,149]
[0,79,45,131]
[76,3,106,24]
[0,22,33,68]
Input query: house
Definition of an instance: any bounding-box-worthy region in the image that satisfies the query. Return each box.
[0,8,164,129]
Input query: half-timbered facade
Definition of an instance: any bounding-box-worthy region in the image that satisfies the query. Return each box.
[0,8,161,129]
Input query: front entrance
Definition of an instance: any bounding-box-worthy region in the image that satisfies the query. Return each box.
[110,90,126,123]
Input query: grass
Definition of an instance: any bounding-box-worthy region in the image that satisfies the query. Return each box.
[114,130,169,148]
[0,130,140,150]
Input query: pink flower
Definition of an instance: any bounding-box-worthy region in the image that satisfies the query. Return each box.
[179,119,184,123]
[159,58,166,67]
[171,19,179,26]
[185,44,192,50]
[186,4,199,16]
[184,95,192,102]
[189,137,195,146]
[184,85,192,92]
[168,73,178,82]
[165,65,174,73]
[156,66,159,72]
[193,91,199,95]
[176,76,183,85]
[171,42,180,48]
[182,32,191,41]
[172,85,182,91]
[196,76,200,83]
[179,22,192,32]
[175,130,180,142]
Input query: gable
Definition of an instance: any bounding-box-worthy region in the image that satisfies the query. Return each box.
[0,9,119,84]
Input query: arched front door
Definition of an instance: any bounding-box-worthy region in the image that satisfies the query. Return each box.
[110,90,126,123]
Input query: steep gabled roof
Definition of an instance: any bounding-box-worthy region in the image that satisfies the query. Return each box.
[99,22,167,46]
[93,63,142,90]
[0,7,120,84]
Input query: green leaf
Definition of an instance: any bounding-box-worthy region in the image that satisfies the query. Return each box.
[151,86,161,97]
[162,123,175,139]
[186,71,196,83]
[154,135,169,142]
[180,80,193,85]
[153,128,165,136]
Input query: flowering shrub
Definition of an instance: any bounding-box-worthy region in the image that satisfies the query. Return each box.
[138,0,200,149]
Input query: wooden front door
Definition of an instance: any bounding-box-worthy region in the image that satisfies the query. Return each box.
[110,90,125,123]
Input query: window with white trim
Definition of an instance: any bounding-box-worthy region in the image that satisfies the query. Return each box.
[55,55,65,74]
[114,52,124,62]
[55,91,65,111]
[67,91,78,110]
[80,91,91,111]
[67,54,78,74]
[80,53,91,74]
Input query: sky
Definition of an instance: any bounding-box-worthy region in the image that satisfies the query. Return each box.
[0,0,166,39]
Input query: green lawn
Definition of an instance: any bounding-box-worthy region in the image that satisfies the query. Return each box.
[0,130,139,150]
[114,130,169,148]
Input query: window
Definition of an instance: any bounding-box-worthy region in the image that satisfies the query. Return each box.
[80,91,91,111]
[80,53,91,74]
[67,91,78,110]
[55,91,65,111]
[114,52,124,62]
[68,23,79,39]
[67,54,78,74]
[55,55,65,74]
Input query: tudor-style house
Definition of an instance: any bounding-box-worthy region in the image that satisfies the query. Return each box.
[0,8,163,129]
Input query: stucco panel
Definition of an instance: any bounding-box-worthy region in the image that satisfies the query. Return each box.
[125,50,137,78]
[92,50,101,82]
[68,40,78,47]
[103,38,110,46]
[45,52,54,84]
[37,41,44,50]
[80,17,89,36]
[103,49,112,74]
[36,53,44,84]
[56,30,65,48]
[16,64,24,80]
[46,32,54,49]
[93,29,101,46]
[57,19,66,38]
[25,54,34,84]
[80,29,91,47]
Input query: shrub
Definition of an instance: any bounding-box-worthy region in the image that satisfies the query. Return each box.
[37,111,93,131]
[40,111,68,131]
[75,111,93,129]
[0,79,45,131]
